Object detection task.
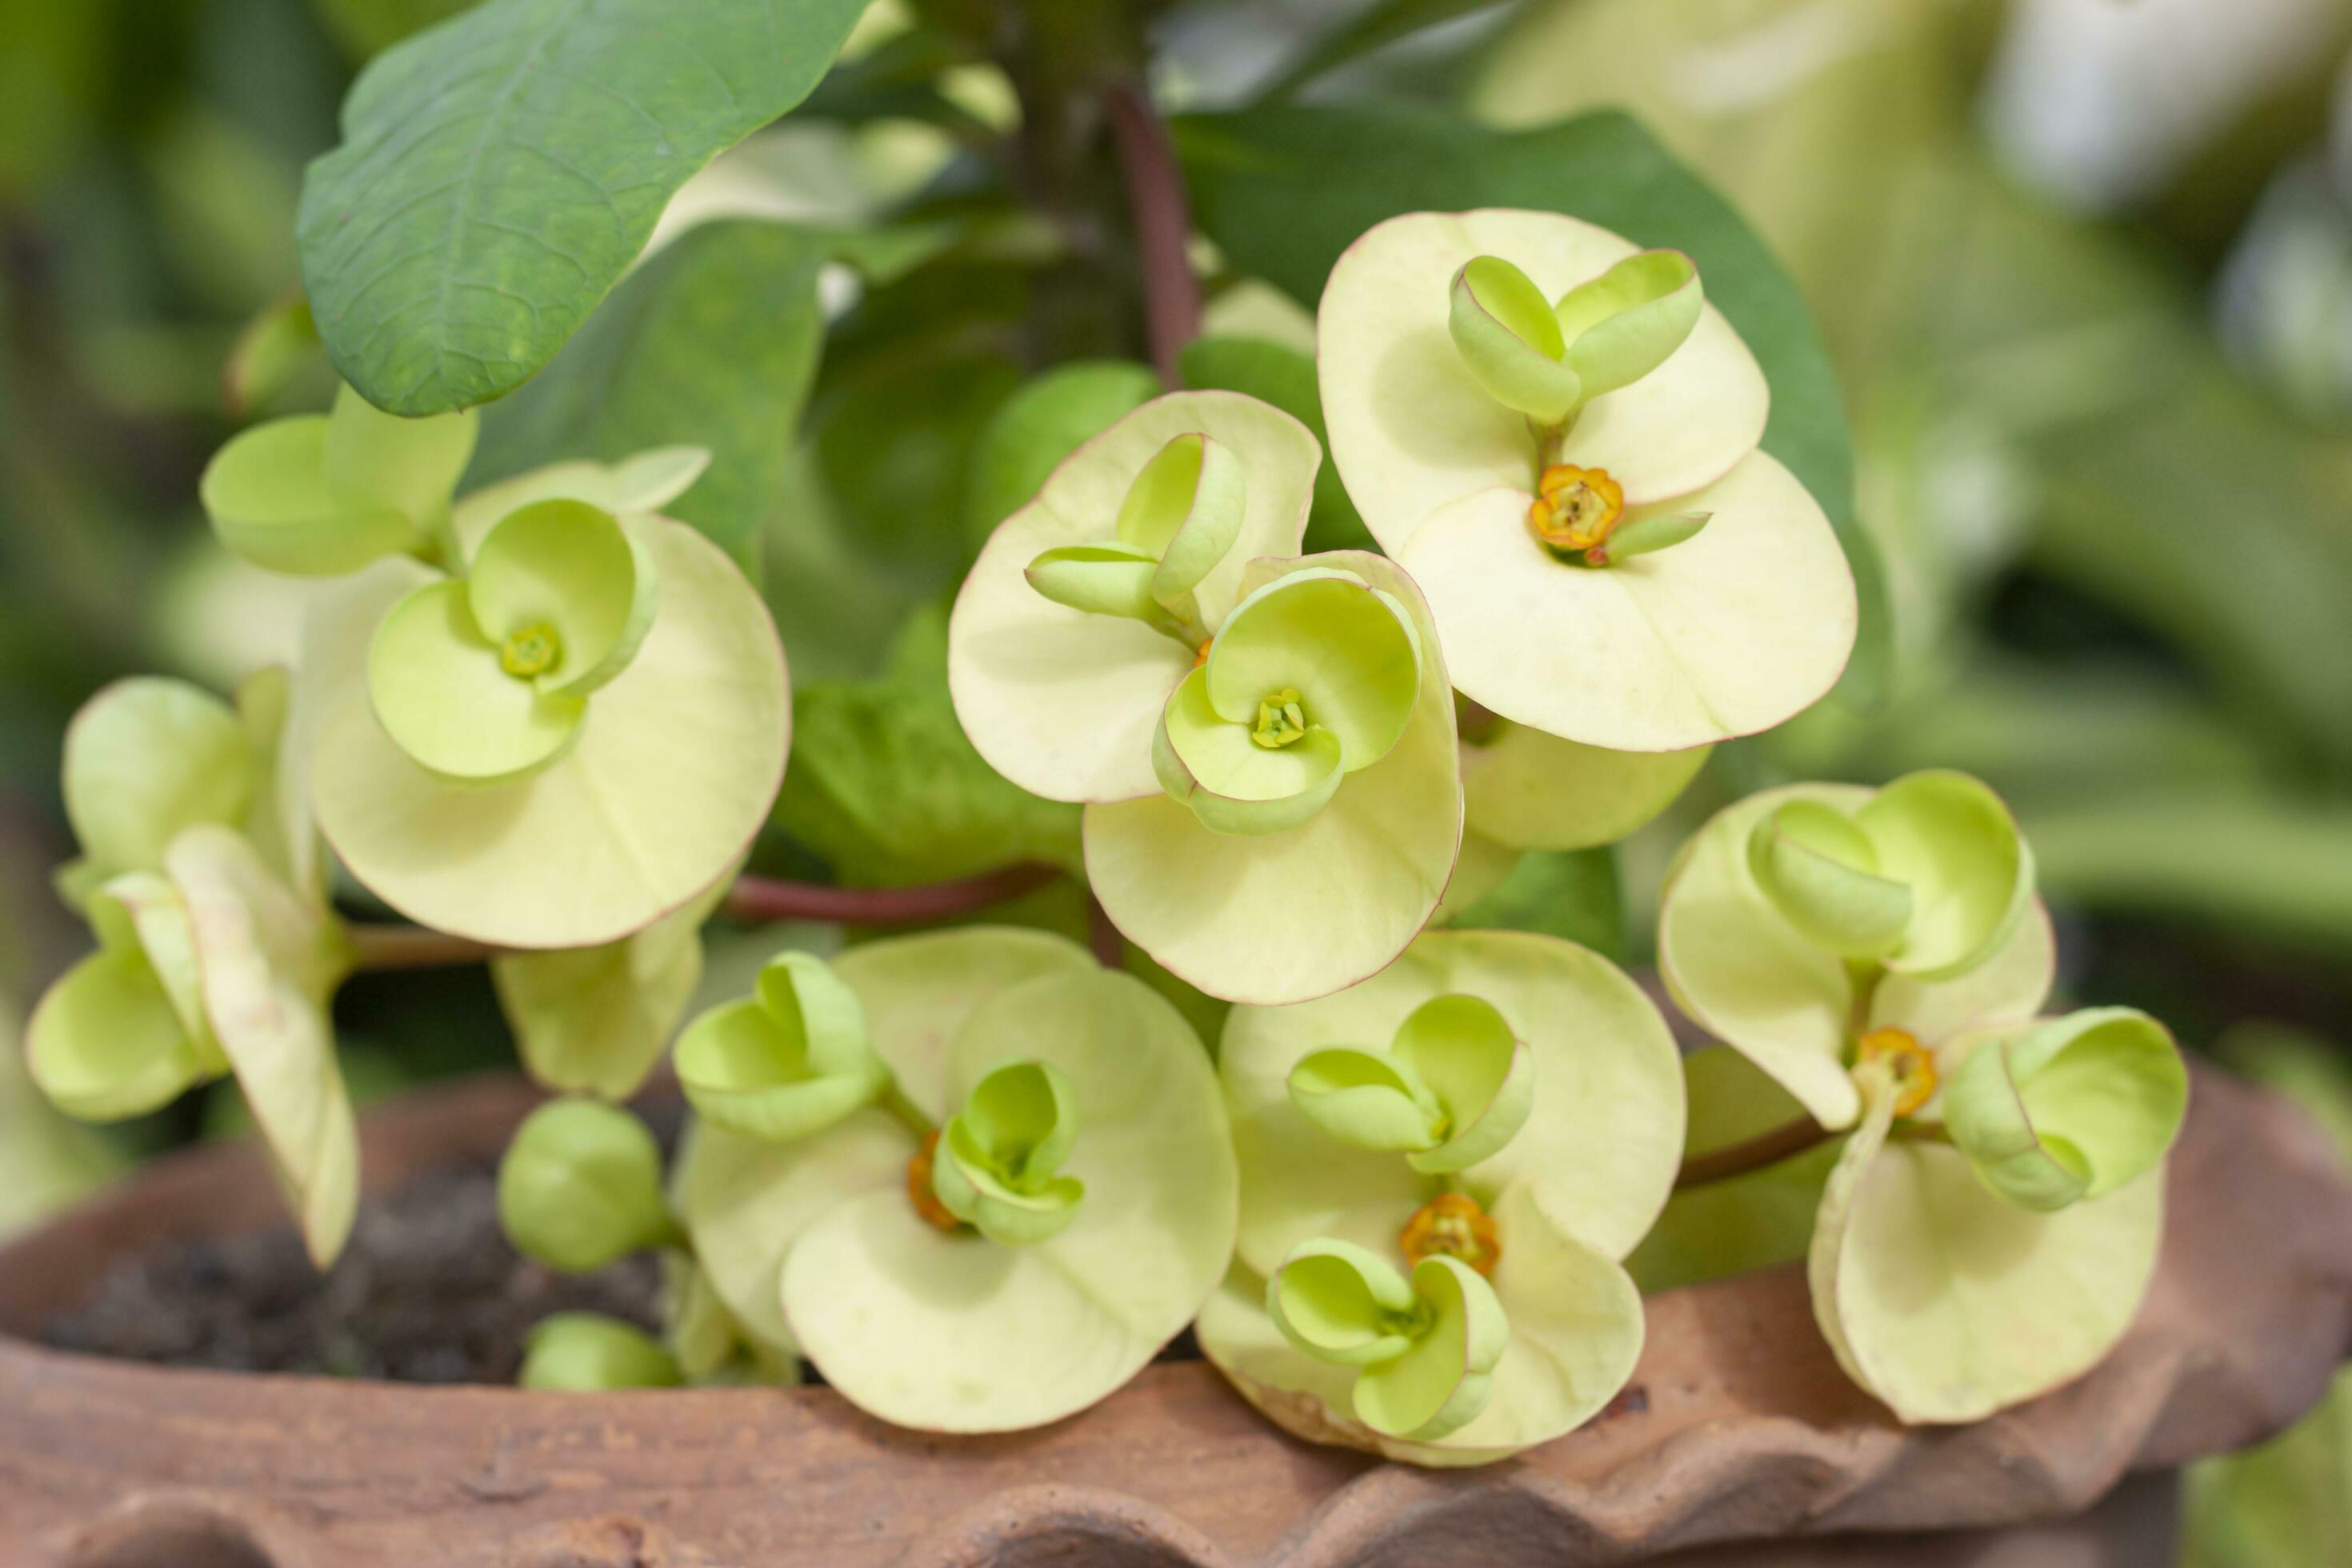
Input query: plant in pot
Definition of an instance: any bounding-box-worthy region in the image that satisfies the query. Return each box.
[3,1,2349,1564]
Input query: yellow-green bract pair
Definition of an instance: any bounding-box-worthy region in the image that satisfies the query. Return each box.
[1318,209,1858,756]
[1200,930,1684,1465]
[26,674,357,1266]
[203,386,790,953]
[1652,775,2189,1422]
[950,392,1464,1006]
[666,928,1238,1432]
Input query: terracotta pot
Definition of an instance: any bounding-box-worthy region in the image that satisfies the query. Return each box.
[2,1064,2346,1568]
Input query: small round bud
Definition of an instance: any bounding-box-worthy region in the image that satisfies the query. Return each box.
[498,1098,678,1273]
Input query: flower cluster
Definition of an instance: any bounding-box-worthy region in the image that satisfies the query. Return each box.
[22,206,2191,1466]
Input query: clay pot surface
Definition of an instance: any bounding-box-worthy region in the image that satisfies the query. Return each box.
[2,1063,2347,1568]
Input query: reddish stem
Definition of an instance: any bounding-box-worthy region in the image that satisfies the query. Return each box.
[1104,79,1200,384]
[1674,1118,1835,1190]
[345,924,502,971]
[721,863,1061,926]
[1086,893,1124,968]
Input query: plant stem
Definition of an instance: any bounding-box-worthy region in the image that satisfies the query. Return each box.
[721,863,1061,925]
[1085,890,1124,968]
[1103,78,1200,383]
[880,1080,935,1139]
[345,923,502,970]
[1673,1116,1836,1190]
[345,865,1067,971]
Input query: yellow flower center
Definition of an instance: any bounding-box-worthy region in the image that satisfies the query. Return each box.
[499,622,563,680]
[906,1130,964,1234]
[1252,688,1309,748]
[1399,1192,1502,1277]
[1856,1026,1938,1118]
[1526,463,1625,554]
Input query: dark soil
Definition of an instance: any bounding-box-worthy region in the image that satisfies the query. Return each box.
[40,1162,662,1384]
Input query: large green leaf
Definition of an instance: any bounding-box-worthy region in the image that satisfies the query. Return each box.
[1178,334,1372,554]
[778,644,1082,887]
[297,0,870,414]
[1446,847,1623,962]
[470,219,827,560]
[1175,105,1888,705]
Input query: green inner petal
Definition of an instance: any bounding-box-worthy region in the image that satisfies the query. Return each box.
[1287,1046,1444,1152]
[1554,250,1704,401]
[1945,1009,2186,1212]
[1747,798,1913,959]
[1448,256,1582,424]
[466,500,658,697]
[1146,435,1246,611]
[1857,770,2034,980]
[1025,542,1164,622]
[1116,433,1208,556]
[1204,572,1420,773]
[199,415,420,577]
[1351,1256,1507,1441]
[953,1059,1082,1186]
[674,995,886,1146]
[1268,1239,1421,1365]
[366,579,586,782]
[1390,994,1534,1174]
[756,951,876,1079]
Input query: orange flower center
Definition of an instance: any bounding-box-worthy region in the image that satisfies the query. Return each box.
[906,1130,963,1233]
[1399,1192,1502,1277]
[1526,463,1625,554]
[1856,1026,1938,1118]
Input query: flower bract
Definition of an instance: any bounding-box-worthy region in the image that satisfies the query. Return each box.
[1084,551,1464,1006]
[1658,776,2044,1130]
[671,928,1237,1431]
[302,458,789,949]
[1198,930,1680,1464]
[950,390,1322,804]
[1318,210,1854,751]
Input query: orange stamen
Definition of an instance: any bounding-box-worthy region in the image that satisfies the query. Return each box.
[906,1130,963,1232]
[1526,463,1625,554]
[1399,1192,1502,1277]
[1857,1026,1938,1118]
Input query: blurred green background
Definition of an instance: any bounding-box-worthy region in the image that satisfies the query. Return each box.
[0,1,2347,1555]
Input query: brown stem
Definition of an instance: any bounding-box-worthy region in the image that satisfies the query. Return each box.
[721,863,1061,926]
[346,924,503,971]
[1085,892,1124,968]
[1674,1117,1835,1191]
[1103,79,1200,383]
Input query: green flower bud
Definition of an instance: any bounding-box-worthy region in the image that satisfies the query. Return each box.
[498,1098,678,1273]
[518,1312,684,1391]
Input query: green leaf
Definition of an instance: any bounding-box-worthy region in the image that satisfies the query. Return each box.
[777,671,1082,887]
[966,360,1164,542]
[1445,847,1623,962]
[1178,335,1371,553]
[297,0,870,414]
[1176,104,1889,705]
[470,220,829,562]
[1257,0,1515,103]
